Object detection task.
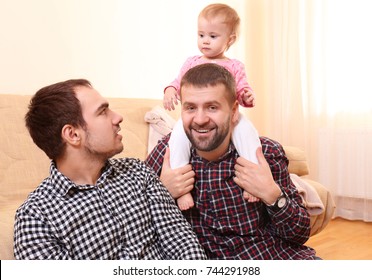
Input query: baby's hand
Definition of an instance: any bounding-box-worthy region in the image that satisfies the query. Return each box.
[243,89,256,107]
[163,87,178,111]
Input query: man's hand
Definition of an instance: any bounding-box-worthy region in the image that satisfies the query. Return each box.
[160,148,195,199]
[234,147,281,205]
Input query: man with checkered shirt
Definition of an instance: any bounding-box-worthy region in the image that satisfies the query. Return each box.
[13,79,206,260]
[146,63,318,259]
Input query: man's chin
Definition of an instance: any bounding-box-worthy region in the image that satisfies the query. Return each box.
[110,145,124,158]
[190,138,216,152]
[116,145,124,155]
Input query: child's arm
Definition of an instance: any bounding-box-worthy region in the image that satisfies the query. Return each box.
[240,88,256,108]
[163,56,197,111]
[232,59,255,107]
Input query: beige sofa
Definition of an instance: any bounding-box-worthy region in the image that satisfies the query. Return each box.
[0,94,335,260]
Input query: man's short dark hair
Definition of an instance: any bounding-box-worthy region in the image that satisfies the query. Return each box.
[180,63,237,105]
[25,79,91,160]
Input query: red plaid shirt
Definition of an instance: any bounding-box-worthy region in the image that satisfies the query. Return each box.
[146,135,316,259]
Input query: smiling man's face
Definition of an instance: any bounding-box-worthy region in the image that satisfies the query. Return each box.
[181,83,238,161]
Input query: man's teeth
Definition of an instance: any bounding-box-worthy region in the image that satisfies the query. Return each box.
[197,129,209,133]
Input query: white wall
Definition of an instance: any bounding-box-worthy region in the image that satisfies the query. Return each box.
[0,0,245,98]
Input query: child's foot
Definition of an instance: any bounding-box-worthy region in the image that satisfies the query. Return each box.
[243,190,260,202]
[177,193,195,211]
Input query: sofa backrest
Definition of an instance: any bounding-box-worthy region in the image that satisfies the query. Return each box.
[0,94,182,259]
[1,95,50,204]
[0,94,179,206]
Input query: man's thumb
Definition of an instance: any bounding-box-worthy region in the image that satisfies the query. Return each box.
[163,147,171,169]
[256,147,266,165]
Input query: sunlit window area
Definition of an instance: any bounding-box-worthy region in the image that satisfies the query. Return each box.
[324,0,372,115]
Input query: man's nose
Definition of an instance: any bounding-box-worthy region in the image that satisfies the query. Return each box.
[113,110,123,124]
[193,109,208,124]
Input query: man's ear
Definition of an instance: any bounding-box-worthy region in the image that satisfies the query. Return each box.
[61,124,81,146]
[232,101,240,125]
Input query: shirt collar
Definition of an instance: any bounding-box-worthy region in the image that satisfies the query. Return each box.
[190,142,237,163]
[49,160,114,197]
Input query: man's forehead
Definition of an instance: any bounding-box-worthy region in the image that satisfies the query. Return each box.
[75,86,107,112]
[181,84,234,109]
[181,83,226,96]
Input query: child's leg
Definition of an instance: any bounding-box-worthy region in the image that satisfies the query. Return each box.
[233,113,262,202]
[168,119,194,210]
[177,193,194,211]
[168,119,191,168]
[243,191,260,202]
[232,113,261,164]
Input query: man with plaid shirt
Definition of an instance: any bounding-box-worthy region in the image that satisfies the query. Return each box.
[146,63,318,259]
[14,79,206,260]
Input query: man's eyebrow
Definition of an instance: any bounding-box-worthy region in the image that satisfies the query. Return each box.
[95,102,109,114]
[182,101,195,107]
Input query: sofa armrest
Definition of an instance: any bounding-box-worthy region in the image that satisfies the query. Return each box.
[303,178,336,236]
[283,146,335,236]
[283,146,310,176]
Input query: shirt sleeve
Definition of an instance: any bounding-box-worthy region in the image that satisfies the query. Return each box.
[14,204,70,260]
[143,161,206,259]
[260,137,312,245]
[231,59,254,107]
[145,134,170,176]
[165,57,196,98]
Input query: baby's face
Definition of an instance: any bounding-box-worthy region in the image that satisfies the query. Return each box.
[197,16,233,59]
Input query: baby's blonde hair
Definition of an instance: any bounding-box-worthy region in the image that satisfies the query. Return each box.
[198,3,240,38]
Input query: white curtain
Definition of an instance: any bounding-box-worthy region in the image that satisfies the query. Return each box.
[245,0,372,221]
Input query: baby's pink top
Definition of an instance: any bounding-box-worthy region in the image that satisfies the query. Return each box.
[166,55,253,107]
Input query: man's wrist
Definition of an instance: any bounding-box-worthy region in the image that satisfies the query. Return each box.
[264,184,282,206]
[266,192,287,210]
